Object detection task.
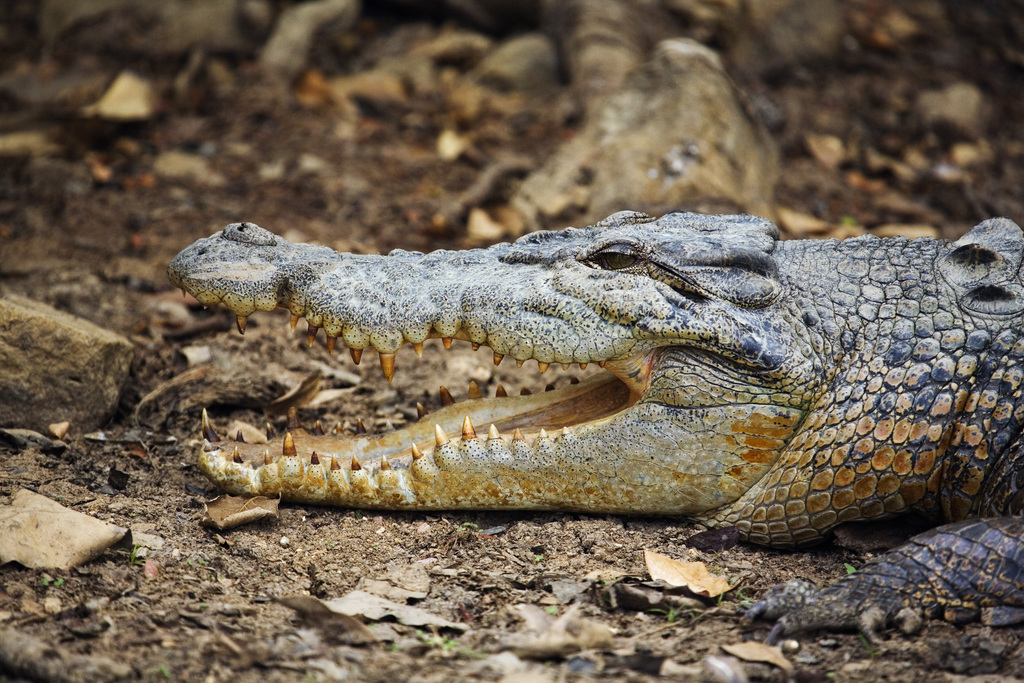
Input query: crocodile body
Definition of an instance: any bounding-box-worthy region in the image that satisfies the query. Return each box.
[169,211,1024,638]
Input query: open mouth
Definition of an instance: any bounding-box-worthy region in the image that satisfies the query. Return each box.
[199,318,642,481]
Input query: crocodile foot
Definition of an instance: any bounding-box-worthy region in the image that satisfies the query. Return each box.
[745,517,1024,643]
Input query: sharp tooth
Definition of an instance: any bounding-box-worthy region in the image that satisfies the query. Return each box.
[290,314,299,330]
[495,384,507,398]
[235,430,245,443]
[493,352,504,366]
[385,419,395,431]
[236,316,247,335]
[520,388,532,396]
[512,428,525,442]
[180,288,186,298]
[488,424,500,439]
[411,443,425,459]
[232,447,243,463]
[412,342,424,358]
[579,363,588,371]
[333,421,343,435]
[355,418,367,434]
[264,449,272,465]
[416,402,428,418]
[461,416,476,440]
[330,456,341,470]
[201,409,220,443]
[326,336,336,355]
[539,428,549,439]
[307,324,319,347]
[310,451,320,465]
[516,360,524,368]
[379,352,396,382]
[561,363,570,371]
[435,424,449,445]
[442,337,453,349]
[561,426,573,437]
[537,362,549,373]
[471,343,480,351]
[266,422,275,440]
[283,432,296,456]
[467,381,482,399]
[380,456,391,470]
[598,361,606,368]
[287,407,301,431]
[439,386,455,406]
[351,456,362,471]
[313,420,324,436]
[350,347,363,365]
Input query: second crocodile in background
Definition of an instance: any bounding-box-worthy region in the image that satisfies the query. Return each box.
[168,210,1024,641]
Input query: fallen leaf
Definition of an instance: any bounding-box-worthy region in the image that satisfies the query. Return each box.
[0,489,128,569]
[804,133,846,169]
[264,371,322,415]
[48,422,70,439]
[721,641,793,673]
[583,568,631,582]
[200,495,279,530]
[277,595,378,645]
[643,549,731,598]
[324,590,467,631]
[684,526,740,552]
[501,604,614,660]
[358,562,432,602]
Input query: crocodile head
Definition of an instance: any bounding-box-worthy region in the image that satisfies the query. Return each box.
[168,211,824,515]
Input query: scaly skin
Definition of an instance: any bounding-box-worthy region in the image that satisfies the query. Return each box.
[169,210,1024,637]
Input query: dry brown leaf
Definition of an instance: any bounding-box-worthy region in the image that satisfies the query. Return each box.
[325,590,467,631]
[721,641,793,673]
[502,604,614,659]
[0,489,128,569]
[264,371,321,415]
[775,206,833,235]
[583,567,630,582]
[277,595,378,645]
[200,495,279,530]
[643,549,731,598]
[804,133,846,169]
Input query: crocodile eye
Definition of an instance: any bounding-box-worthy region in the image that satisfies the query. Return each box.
[585,245,640,271]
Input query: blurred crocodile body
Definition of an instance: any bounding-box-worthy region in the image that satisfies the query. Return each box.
[169,211,1024,639]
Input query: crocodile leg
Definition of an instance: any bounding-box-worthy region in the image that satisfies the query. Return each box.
[746,516,1024,643]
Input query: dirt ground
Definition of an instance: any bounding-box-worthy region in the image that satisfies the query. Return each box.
[2,1,1024,681]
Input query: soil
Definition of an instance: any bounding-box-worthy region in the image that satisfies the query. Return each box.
[2,2,1024,681]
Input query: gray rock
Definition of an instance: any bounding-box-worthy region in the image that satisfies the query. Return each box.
[512,39,778,230]
[0,295,133,432]
[471,32,560,93]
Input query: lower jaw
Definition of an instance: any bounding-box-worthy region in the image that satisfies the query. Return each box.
[224,371,635,469]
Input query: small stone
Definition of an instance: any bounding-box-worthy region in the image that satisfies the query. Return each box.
[81,71,156,121]
[153,150,226,187]
[437,129,468,162]
[0,131,63,157]
[279,536,290,548]
[471,33,559,94]
[466,208,506,242]
[327,70,407,108]
[915,82,987,138]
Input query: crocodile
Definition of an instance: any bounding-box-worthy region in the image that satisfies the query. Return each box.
[168,211,1024,640]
